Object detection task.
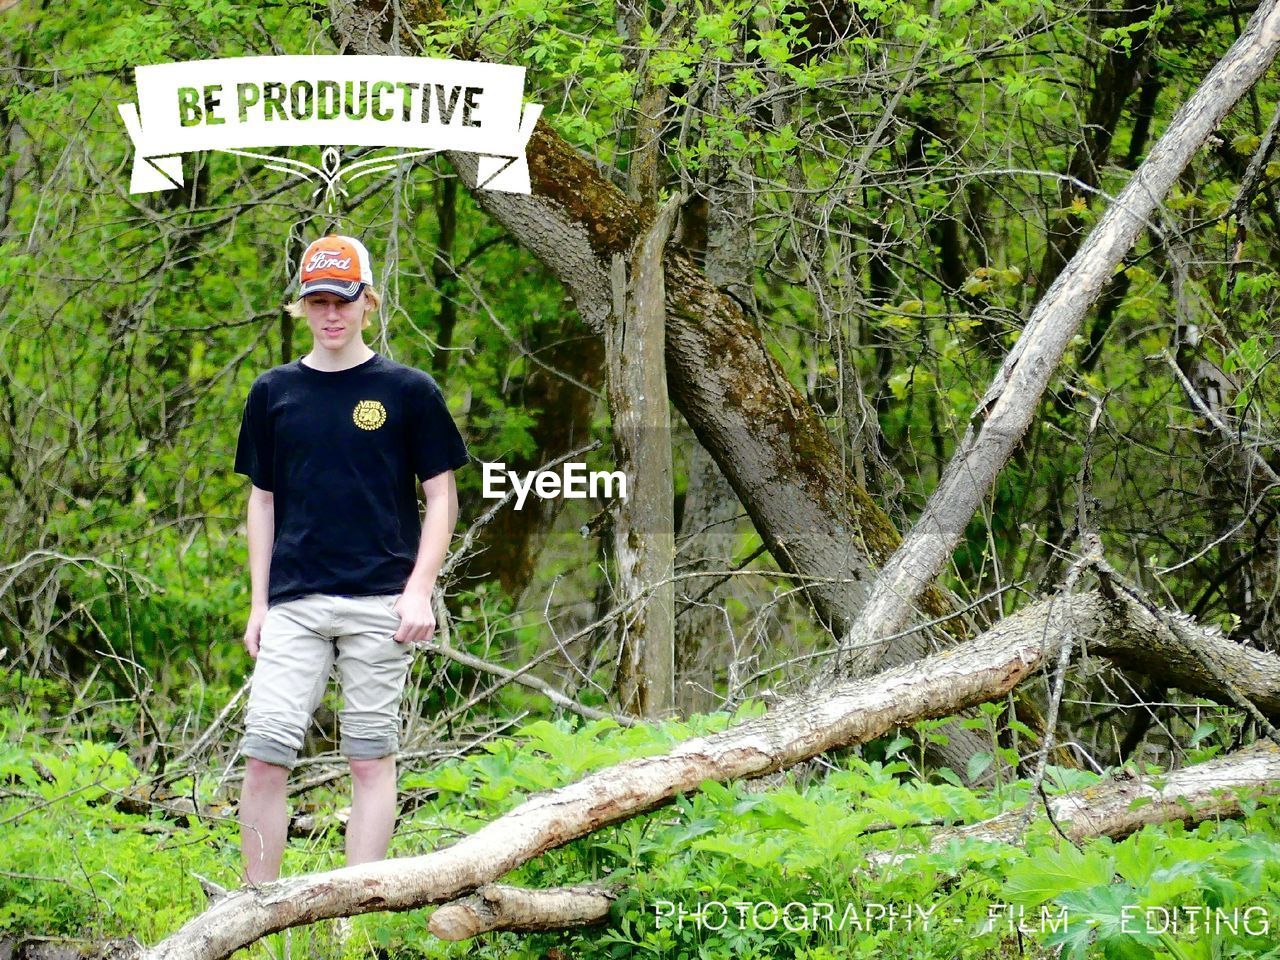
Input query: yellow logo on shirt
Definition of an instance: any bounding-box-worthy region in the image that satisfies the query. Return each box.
[353,400,387,431]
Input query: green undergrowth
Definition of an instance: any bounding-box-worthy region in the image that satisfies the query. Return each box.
[2,708,1278,960]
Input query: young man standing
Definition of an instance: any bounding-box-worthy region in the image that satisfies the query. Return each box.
[233,234,468,883]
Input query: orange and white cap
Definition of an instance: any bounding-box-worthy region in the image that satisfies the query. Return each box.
[298,234,374,301]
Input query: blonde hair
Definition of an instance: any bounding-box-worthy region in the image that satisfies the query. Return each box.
[285,286,382,328]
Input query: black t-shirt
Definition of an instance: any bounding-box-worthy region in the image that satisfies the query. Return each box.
[233,353,469,606]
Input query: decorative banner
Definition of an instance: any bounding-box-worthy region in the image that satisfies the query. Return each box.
[117,55,543,197]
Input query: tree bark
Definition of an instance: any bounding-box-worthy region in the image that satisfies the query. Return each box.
[609,198,680,718]
[673,64,757,715]
[432,174,460,359]
[427,883,615,940]
[970,588,1280,720]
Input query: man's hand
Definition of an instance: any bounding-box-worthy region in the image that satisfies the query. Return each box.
[243,604,268,658]
[393,590,436,645]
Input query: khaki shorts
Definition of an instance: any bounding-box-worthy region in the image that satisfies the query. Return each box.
[241,593,412,768]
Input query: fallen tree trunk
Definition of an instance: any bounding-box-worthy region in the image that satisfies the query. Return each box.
[427,883,616,940]
[0,937,141,960]
[977,588,1280,721]
[961,739,1279,845]
[868,740,1280,869]
[140,608,1065,959]
[142,585,1280,959]
[421,741,1280,942]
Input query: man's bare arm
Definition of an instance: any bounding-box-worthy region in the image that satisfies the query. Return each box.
[244,485,275,658]
[395,470,459,644]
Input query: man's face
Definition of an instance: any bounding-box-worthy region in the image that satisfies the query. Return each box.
[302,291,367,352]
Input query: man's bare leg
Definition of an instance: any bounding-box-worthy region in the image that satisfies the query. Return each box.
[241,757,290,883]
[347,756,397,864]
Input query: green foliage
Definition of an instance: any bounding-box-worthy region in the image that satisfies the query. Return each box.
[6,716,1278,959]
[0,736,229,940]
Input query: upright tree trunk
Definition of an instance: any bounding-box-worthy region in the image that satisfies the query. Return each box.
[432,174,459,361]
[607,6,680,717]
[610,199,680,719]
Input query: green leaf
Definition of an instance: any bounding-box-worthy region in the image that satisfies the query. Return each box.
[1004,844,1115,906]
[884,735,912,758]
[1050,883,1159,958]
[1189,722,1217,746]
[966,752,993,783]
[936,767,963,788]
